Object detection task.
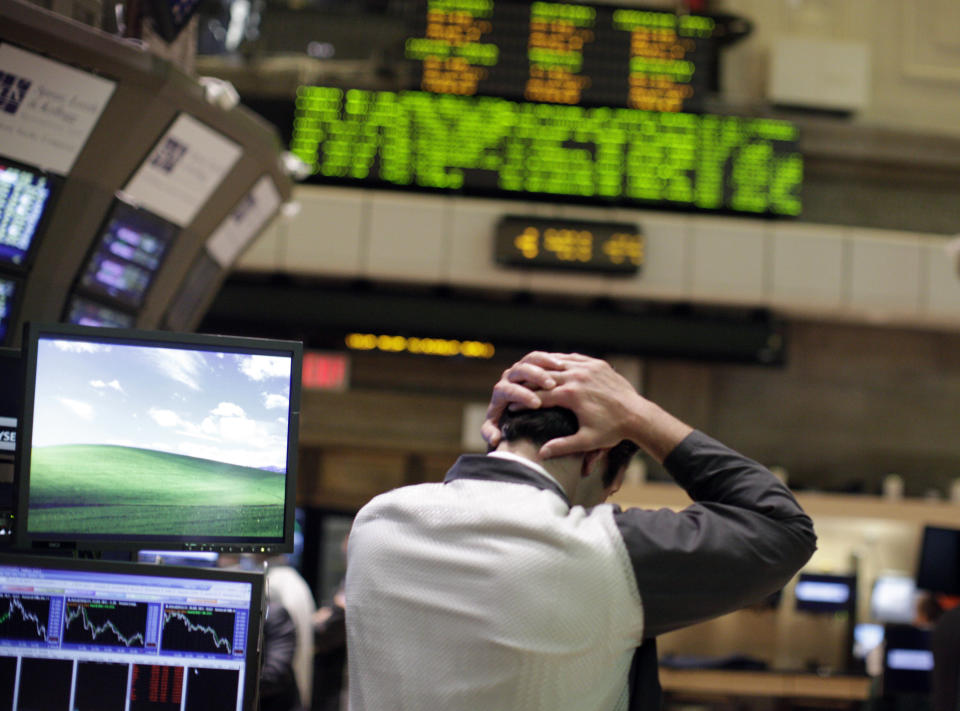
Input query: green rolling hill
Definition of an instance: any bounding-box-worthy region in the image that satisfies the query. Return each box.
[27,444,285,537]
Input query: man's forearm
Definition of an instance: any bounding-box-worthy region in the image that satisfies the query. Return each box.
[622,398,694,464]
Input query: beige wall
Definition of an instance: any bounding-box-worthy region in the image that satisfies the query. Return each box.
[721,0,960,137]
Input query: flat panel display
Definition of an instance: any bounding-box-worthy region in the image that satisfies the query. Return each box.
[16,322,302,553]
[794,573,856,614]
[883,625,933,695]
[871,574,916,624]
[401,0,749,113]
[291,87,802,216]
[65,295,136,329]
[0,554,264,711]
[0,158,57,269]
[0,276,18,345]
[77,200,179,310]
[916,525,960,595]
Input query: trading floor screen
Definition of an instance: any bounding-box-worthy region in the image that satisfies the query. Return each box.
[0,557,262,711]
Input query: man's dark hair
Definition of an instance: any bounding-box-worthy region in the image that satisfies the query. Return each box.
[499,407,638,487]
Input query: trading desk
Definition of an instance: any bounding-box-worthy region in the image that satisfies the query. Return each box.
[660,668,872,707]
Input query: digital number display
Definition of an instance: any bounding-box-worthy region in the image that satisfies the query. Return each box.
[403,0,746,113]
[495,216,642,273]
[291,87,802,215]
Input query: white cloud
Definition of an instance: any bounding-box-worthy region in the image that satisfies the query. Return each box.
[148,408,182,428]
[51,340,108,354]
[59,397,94,420]
[90,379,124,393]
[211,402,245,418]
[239,355,291,381]
[264,393,289,410]
[147,349,206,391]
[218,415,258,441]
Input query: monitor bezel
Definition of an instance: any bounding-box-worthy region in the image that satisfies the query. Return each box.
[14,321,302,554]
[0,551,266,711]
[0,155,62,274]
[74,196,181,313]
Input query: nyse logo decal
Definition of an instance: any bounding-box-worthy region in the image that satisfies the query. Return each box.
[0,71,32,115]
[0,424,15,452]
[151,137,188,173]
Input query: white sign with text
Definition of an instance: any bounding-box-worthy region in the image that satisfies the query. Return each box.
[206,175,281,267]
[123,113,243,227]
[0,43,116,175]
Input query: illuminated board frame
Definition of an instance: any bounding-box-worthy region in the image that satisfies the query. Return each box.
[495,215,643,274]
[291,88,803,217]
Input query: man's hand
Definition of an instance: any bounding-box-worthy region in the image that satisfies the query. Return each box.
[482,352,693,462]
[481,352,564,447]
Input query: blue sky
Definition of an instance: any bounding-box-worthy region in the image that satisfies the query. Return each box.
[31,338,293,470]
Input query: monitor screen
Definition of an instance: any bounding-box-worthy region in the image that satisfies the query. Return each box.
[0,553,264,711]
[883,625,933,695]
[871,574,917,624]
[0,277,18,345]
[794,573,856,613]
[0,158,57,269]
[853,622,884,661]
[916,525,960,595]
[65,295,136,329]
[78,200,178,310]
[16,322,302,552]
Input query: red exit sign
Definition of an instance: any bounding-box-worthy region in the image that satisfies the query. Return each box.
[302,352,350,391]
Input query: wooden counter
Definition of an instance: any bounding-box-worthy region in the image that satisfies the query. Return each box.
[660,668,872,701]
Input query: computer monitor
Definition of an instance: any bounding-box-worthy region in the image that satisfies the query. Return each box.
[0,158,58,270]
[77,199,179,311]
[0,276,19,345]
[871,574,917,624]
[883,625,933,695]
[916,525,960,595]
[0,553,265,711]
[852,622,884,661]
[794,572,857,613]
[16,322,302,553]
[65,295,136,328]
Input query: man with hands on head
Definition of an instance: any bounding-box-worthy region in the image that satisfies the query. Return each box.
[345,351,817,711]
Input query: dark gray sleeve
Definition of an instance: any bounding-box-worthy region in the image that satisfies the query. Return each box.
[614,430,817,638]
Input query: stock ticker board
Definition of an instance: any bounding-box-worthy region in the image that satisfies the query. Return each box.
[289,1,802,216]
[403,0,745,113]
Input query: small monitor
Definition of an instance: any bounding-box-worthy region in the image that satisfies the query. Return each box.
[0,158,58,270]
[883,625,933,695]
[916,525,960,595]
[0,553,265,711]
[853,622,884,661]
[871,574,917,624]
[794,572,856,613]
[65,295,136,328]
[16,322,302,553]
[77,199,178,311]
[0,276,19,345]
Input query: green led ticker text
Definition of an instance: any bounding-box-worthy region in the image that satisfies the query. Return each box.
[291,87,802,216]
